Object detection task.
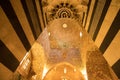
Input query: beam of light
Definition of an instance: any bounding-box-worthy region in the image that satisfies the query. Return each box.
[80,32,83,37]
[81,67,88,80]
[20,52,29,65]
[63,23,67,28]
[74,68,76,72]
[42,64,48,79]
[64,67,67,74]
[48,32,50,36]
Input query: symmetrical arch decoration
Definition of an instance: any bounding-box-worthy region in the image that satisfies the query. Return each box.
[46,2,83,23]
[57,8,72,18]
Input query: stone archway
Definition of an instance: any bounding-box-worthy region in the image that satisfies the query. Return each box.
[43,62,85,80]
